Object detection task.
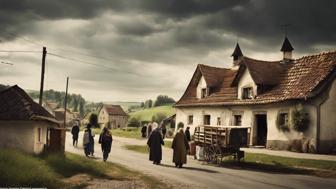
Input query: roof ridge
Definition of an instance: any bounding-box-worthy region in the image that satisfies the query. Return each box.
[242,56,280,63]
[295,50,336,61]
[198,63,233,70]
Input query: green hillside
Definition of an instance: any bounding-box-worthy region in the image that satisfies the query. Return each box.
[129,104,175,122]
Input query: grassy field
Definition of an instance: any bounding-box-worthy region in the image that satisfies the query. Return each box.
[0,148,166,189]
[129,105,175,122]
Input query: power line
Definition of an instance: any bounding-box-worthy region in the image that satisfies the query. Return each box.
[2,31,117,62]
[47,52,146,77]
[0,61,14,65]
[1,31,44,47]
[0,50,40,53]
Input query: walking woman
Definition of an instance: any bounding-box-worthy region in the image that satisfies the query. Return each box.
[147,123,164,165]
[83,124,92,157]
[99,127,113,162]
[172,128,189,168]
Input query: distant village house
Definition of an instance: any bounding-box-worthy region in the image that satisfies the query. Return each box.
[175,37,336,154]
[0,85,65,154]
[98,104,128,129]
[43,101,80,127]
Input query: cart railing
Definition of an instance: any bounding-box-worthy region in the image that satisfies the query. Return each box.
[194,125,251,148]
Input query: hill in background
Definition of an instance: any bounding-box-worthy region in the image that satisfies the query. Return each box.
[129,104,175,122]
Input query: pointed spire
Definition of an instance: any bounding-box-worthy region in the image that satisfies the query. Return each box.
[231,43,243,58]
[280,37,294,52]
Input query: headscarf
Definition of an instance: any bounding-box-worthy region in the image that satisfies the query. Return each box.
[151,122,158,130]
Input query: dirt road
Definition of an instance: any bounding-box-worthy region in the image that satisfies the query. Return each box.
[65,132,336,189]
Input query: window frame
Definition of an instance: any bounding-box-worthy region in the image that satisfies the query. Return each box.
[203,115,211,125]
[242,87,253,99]
[278,112,289,128]
[37,128,42,142]
[201,88,207,98]
[188,115,193,125]
[217,117,221,126]
[234,115,242,126]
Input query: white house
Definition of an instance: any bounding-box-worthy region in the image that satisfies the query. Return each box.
[175,37,336,154]
[0,85,64,154]
[98,104,128,129]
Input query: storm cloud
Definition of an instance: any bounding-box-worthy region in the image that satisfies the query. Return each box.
[0,0,335,102]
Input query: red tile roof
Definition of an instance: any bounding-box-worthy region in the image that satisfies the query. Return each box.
[175,51,336,107]
[0,85,60,124]
[103,105,127,116]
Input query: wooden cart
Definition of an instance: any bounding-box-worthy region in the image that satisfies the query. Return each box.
[194,125,251,164]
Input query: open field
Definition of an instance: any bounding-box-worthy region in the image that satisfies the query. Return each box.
[129,104,175,122]
[0,148,166,189]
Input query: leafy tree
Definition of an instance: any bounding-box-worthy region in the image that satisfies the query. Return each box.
[140,102,145,108]
[144,99,153,108]
[79,101,85,117]
[154,95,175,107]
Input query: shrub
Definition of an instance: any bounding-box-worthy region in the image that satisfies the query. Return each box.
[128,117,140,127]
[151,112,167,124]
[177,122,184,129]
[291,107,309,132]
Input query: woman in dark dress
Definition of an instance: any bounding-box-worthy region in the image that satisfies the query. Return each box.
[99,127,113,162]
[147,125,164,165]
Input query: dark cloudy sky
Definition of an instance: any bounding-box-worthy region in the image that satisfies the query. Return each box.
[0,0,335,102]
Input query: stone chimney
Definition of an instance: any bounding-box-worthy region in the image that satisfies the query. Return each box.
[280,36,294,61]
[231,43,243,69]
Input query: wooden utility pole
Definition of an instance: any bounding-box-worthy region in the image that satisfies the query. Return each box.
[64,77,69,127]
[39,47,47,105]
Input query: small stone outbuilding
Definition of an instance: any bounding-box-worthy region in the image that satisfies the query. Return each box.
[0,85,65,154]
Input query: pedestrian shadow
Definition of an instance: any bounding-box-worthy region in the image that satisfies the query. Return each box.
[158,164,219,173]
[87,156,101,160]
[217,161,314,175]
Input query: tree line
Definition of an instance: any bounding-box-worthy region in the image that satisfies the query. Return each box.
[140,95,175,108]
[28,89,86,117]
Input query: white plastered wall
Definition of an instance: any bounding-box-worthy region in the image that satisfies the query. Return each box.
[196,76,207,98]
[237,69,257,99]
[0,121,52,154]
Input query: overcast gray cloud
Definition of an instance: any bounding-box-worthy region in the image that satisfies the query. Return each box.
[0,0,335,102]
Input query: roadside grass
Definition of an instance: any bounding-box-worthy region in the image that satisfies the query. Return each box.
[129,105,175,122]
[122,145,336,177]
[0,148,167,189]
[219,152,336,177]
[243,153,336,171]
[92,127,143,139]
[0,149,62,188]
[111,127,142,139]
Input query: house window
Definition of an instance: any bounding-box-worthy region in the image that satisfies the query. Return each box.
[201,88,207,98]
[38,128,42,142]
[279,113,289,128]
[204,115,211,125]
[217,117,221,126]
[242,87,253,99]
[234,115,242,126]
[188,115,193,125]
